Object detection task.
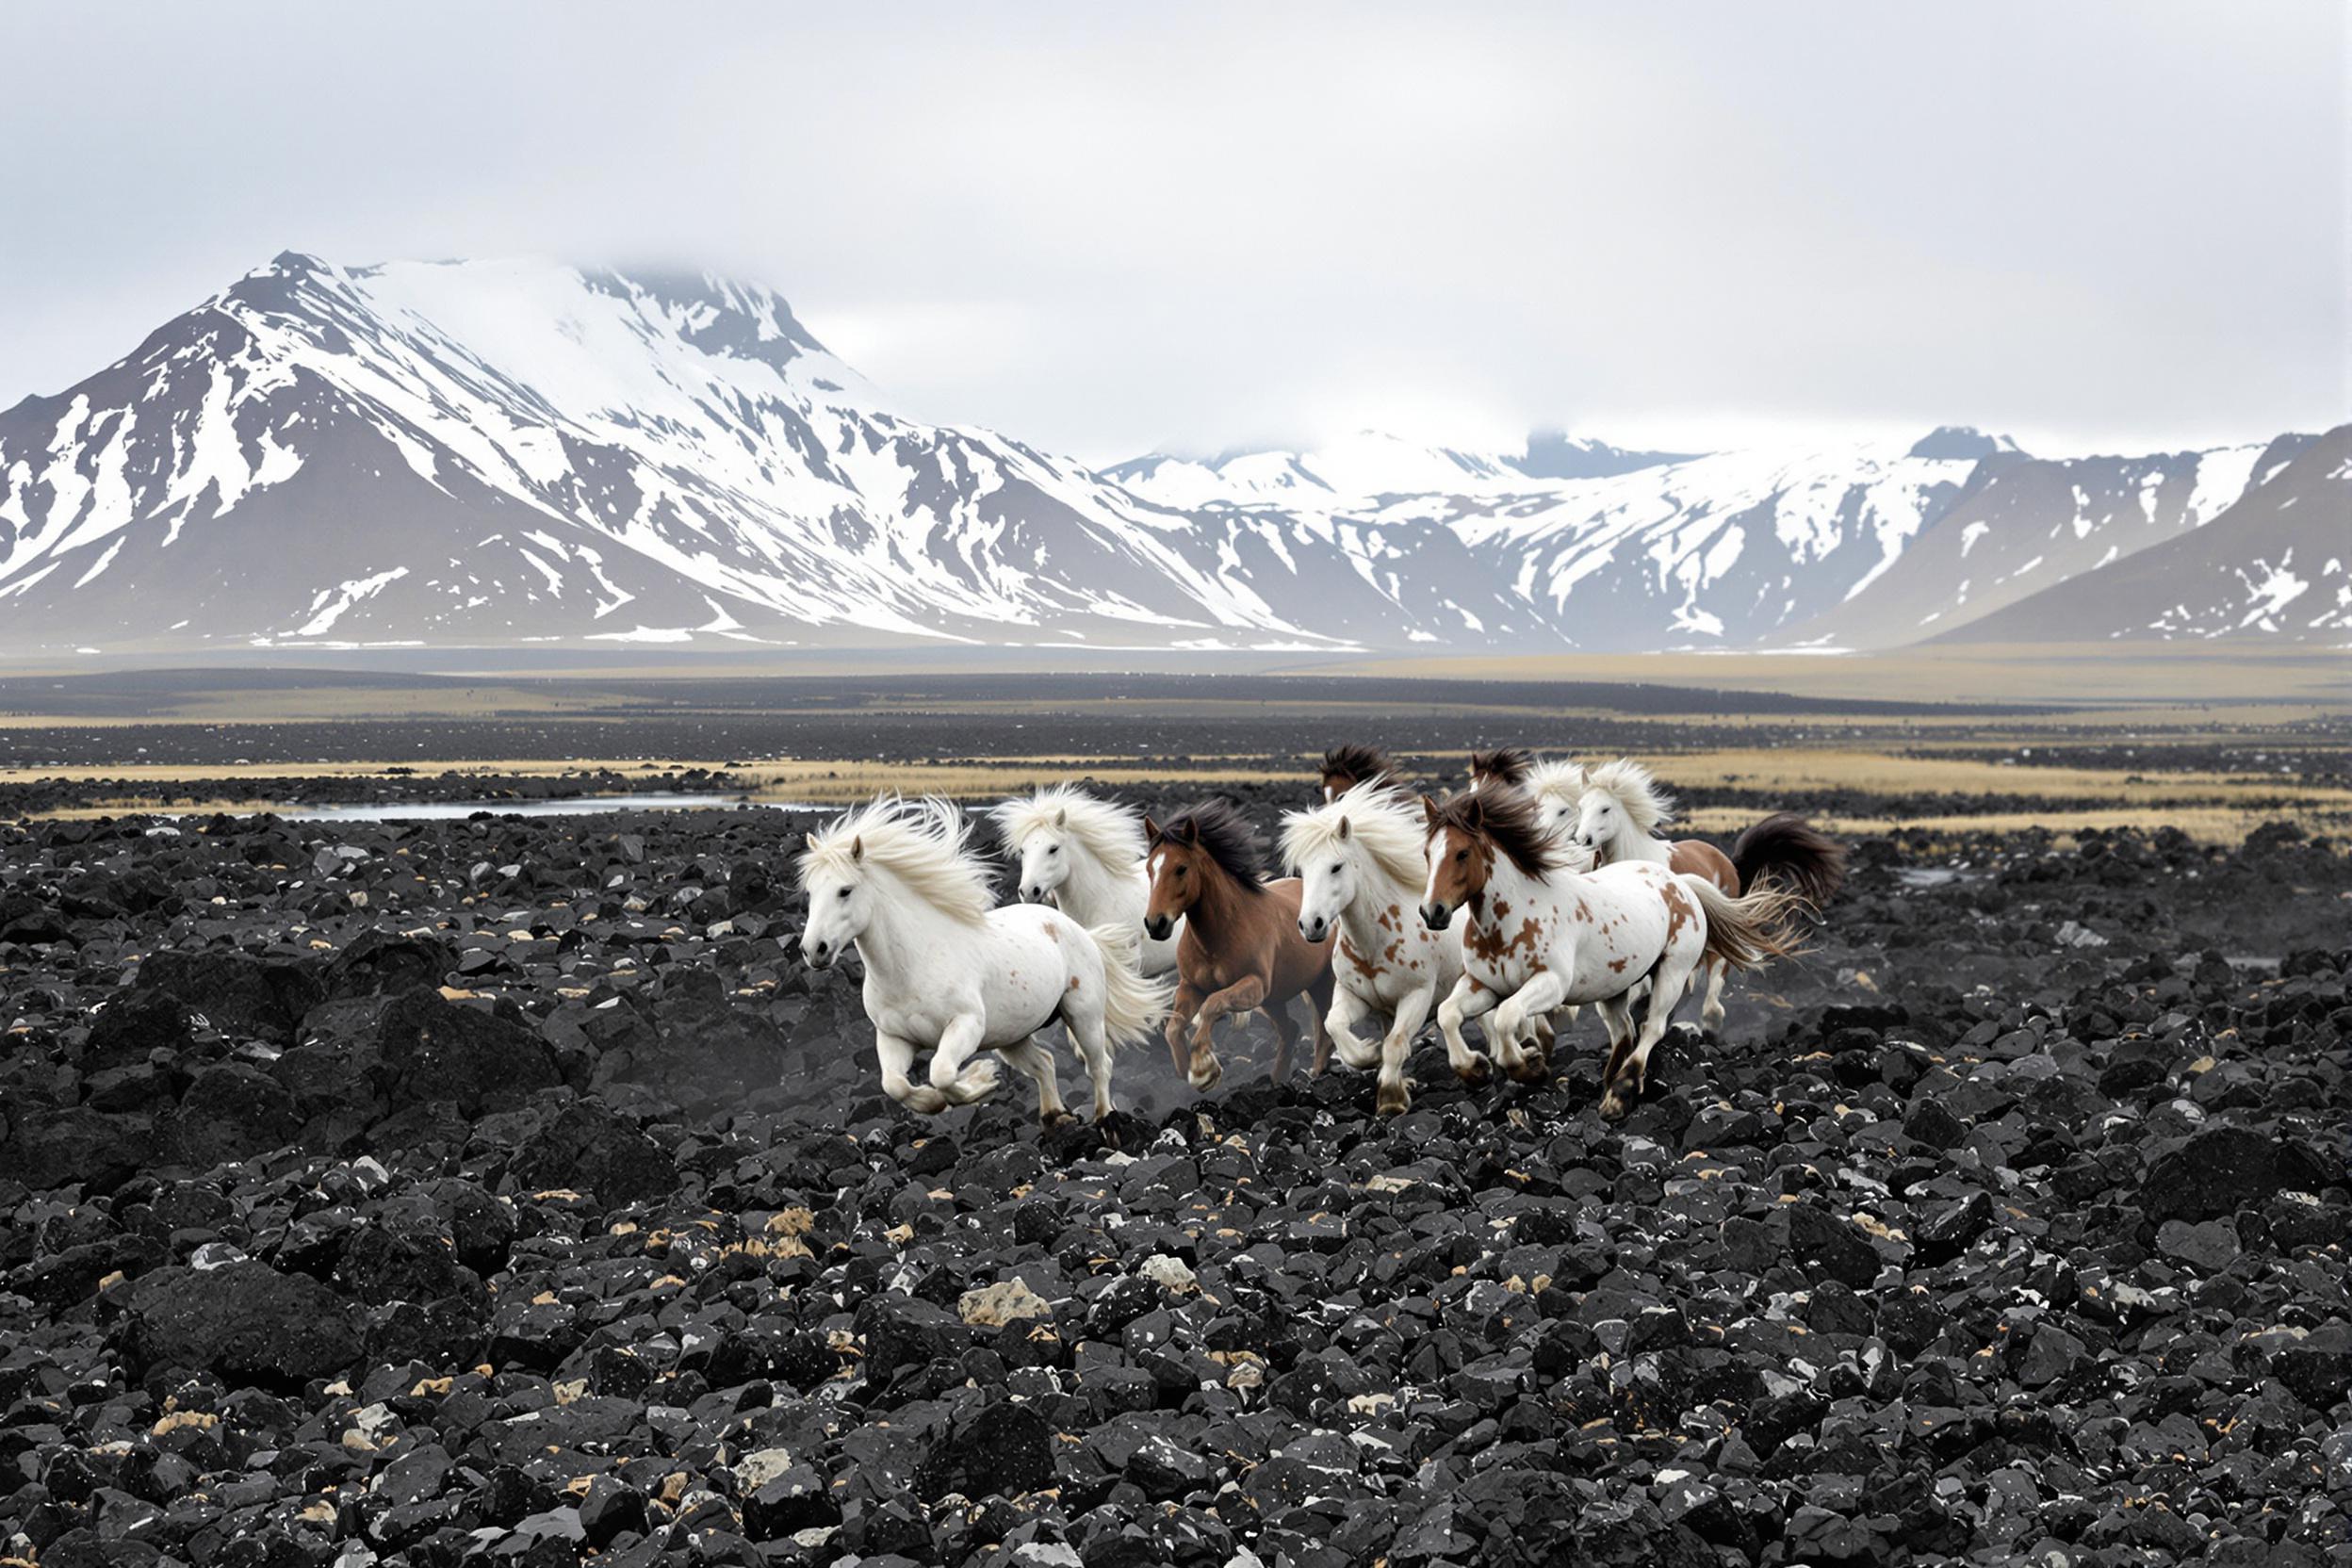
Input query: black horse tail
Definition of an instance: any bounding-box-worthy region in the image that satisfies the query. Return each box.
[1730,813,1846,908]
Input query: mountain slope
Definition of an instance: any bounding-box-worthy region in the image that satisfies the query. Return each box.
[0,255,1401,652]
[1771,443,2277,648]
[1941,425,2352,643]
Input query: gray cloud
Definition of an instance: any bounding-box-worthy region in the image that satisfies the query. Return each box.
[2,1,2343,462]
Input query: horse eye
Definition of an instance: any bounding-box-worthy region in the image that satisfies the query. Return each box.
[1454,850,1466,862]
[1331,862,1344,874]
[1047,844,1058,854]
[837,887,850,899]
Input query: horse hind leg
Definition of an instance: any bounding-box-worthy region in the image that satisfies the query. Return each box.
[1065,1004,1119,1126]
[1307,972,1336,1076]
[1594,995,1636,1095]
[1602,943,1704,1121]
[1699,957,1728,1038]
[998,1035,1071,1127]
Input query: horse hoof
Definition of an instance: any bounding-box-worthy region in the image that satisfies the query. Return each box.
[1507,1054,1550,1086]
[904,1086,950,1116]
[1188,1056,1223,1092]
[1041,1110,1077,1130]
[1598,1088,1632,1121]
[1454,1054,1493,1086]
[1376,1086,1411,1117]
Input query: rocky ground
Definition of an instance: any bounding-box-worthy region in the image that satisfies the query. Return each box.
[0,779,2346,1567]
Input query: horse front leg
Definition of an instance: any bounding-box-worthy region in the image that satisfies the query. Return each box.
[1327,985,1380,1071]
[1435,973,1498,1086]
[1493,969,1566,1085]
[878,1032,945,1114]
[1377,984,1435,1116]
[1188,974,1267,1090]
[1306,972,1336,1076]
[1164,982,1203,1077]
[927,1013,1002,1105]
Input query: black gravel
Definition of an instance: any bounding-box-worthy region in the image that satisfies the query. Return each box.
[0,792,2346,1567]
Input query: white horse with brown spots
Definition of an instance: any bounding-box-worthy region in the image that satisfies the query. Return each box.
[799,796,1172,1124]
[1417,787,1805,1119]
[1282,780,1466,1116]
[1572,759,1845,1037]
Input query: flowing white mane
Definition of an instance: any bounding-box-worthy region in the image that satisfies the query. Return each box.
[1585,759,1674,833]
[1527,757,1590,808]
[1282,778,1428,891]
[798,794,995,926]
[989,783,1145,874]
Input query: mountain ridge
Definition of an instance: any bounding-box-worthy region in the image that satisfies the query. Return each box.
[0,253,2334,656]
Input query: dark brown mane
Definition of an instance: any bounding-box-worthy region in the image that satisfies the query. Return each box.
[1322,742,1393,783]
[1470,746,1533,787]
[1430,786,1563,878]
[1153,799,1267,894]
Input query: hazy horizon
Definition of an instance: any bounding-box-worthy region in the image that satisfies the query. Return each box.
[3,2,2344,465]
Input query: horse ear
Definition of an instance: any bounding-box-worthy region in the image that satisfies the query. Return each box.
[1054,808,1068,828]
[1336,815,1351,841]
[1143,815,1162,846]
[1177,817,1201,844]
[1420,794,1441,828]
[803,832,819,853]
[849,835,864,861]
[1465,794,1487,829]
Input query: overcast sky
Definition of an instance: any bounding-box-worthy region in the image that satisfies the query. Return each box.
[3,2,2343,462]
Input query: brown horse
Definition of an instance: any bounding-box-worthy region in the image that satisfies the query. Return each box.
[1469,746,1535,792]
[1320,743,1395,802]
[1144,800,1336,1090]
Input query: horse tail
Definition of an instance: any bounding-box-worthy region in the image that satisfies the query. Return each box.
[1681,875,1809,972]
[1086,923,1175,1048]
[1730,813,1847,907]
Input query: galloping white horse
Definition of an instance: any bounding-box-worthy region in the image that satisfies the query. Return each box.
[1417,787,1802,1119]
[1527,757,1594,857]
[991,784,1180,976]
[1281,780,1466,1116]
[799,796,1171,1124]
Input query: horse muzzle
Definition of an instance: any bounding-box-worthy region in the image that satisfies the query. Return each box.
[803,939,836,971]
[1020,885,1051,905]
[1418,901,1453,932]
[1144,915,1175,941]
[1298,916,1329,943]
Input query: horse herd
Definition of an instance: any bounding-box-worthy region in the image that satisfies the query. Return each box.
[795,744,1845,1126]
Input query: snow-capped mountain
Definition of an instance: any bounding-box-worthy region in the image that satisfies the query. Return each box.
[1945,427,2351,643]
[1769,438,2298,649]
[1102,430,1690,510]
[0,253,2328,655]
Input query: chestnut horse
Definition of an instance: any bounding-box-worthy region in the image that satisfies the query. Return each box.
[1145,800,1336,1090]
[1320,743,1395,803]
[1469,746,1535,793]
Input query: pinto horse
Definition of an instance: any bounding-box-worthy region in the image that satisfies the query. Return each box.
[1282,780,1466,1115]
[1418,786,1805,1119]
[799,796,1172,1124]
[1573,759,1844,1036]
[1320,743,1395,803]
[1145,800,1335,1090]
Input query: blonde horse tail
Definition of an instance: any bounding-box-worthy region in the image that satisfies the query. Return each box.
[1682,876,1809,972]
[1087,923,1175,1048]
